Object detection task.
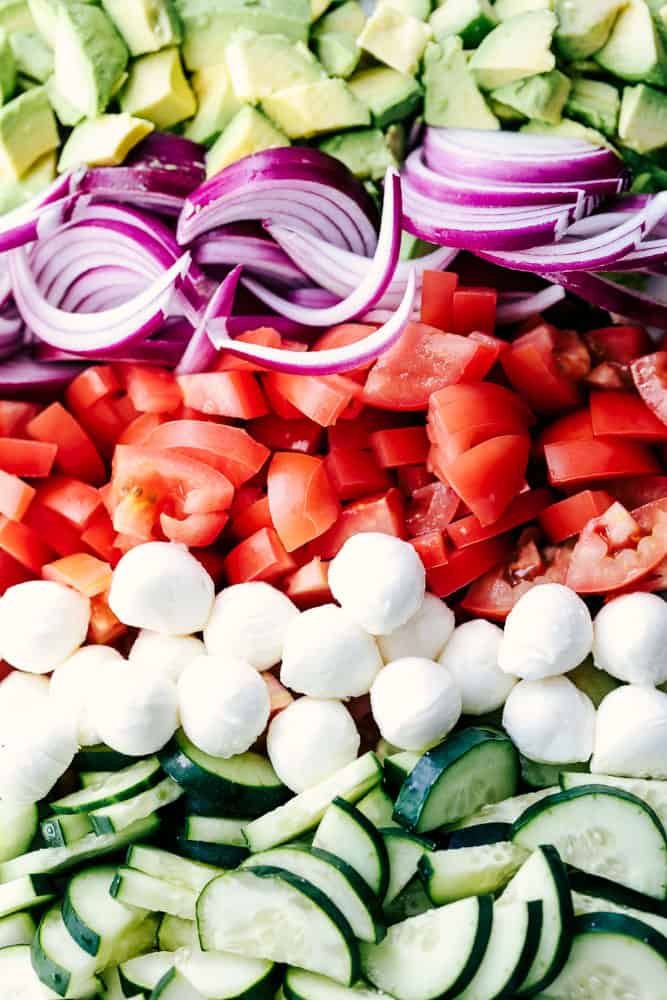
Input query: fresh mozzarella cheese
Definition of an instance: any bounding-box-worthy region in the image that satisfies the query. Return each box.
[204,582,299,670]
[267,697,360,793]
[92,662,179,756]
[439,619,517,715]
[0,706,77,803]
[329,532,426,635]
[499,583,593,680]
[50,645,124,747]
[502,675,596,764]
[109,542,214,635]
[280,603,382,698]
[0,580,90,674]
[377,593,455,663]
[129,631,206,683]
[593,593,667,686]
[178,654,270,759]
[592,684,667,779]
[0,672,50,742]
[370,656,462,751]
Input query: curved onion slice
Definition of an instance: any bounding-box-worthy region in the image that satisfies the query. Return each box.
[176,266,242,375]
[0,171,80,253]
[0,353,84,397]
[194,228,307,286]
[496,285,565,324]
[0,310,24,359]
[550,272,667,328]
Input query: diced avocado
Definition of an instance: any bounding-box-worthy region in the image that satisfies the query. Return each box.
[315,0,365,35]
[319,127,398,179]
[27,0,98,45]
[45,74,83,125]
[173,0,310,70]
[100,0,181,56]
[58,113,154,170]
[0,149,55,213]
[0,85,58,177]
[9,29,53,82]
[348,66,423,128]
[386,120,406,160]
[423,36,499,128]
[494,0,553,17]
[430,0,498,48]
[488,96,527,122]
[206,105,289,177]
[618,83,667,153]
[0,28,17,102]
[120,47,195,128]
[386,0,432,19]
[469,10,557,89]
[596,0,667,86]
[226,31,324,102]
[358,2,433,75]
[311,0,334,19]
[520,116,611,148]
[314,31,360,78]
[184,63,242,144]
[555,0,626,60]
[565,77,620,136]
[491,69,571,124]
[53,3,128,119]
[0,0,34,32]
[262,77,370,138]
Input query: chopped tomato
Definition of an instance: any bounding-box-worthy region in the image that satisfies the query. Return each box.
[88,592,126,645]
[538,490,614,544]
[501,323,587,414]
[405,481,459,538]
[24,503,88,558]
[631,352,667,427]
[191,546,227,585]
[584,325,651,366]
[80,508,117,564]
[313,324,378,383]
[36,477,101,530]
[284,557,332,609]
[544,439,661,486]
[0,516,56,572]
[566,499,667,594]
[230,496,272,540]
[410,530,448,569]
[263,672,294,719]
[74,397,126,458]
[451,287,497,336]
[267,452,340,552]
[370,426,429,468]
[118,413,165,446]
[325,449,391,501]
[420,271,458,330]
[178,371,268,420]
[145,420,269,487]
[605,476,667,509]
[262,372,355,426]
[445,434,531,527]
[590,391,667,441]
[26,403,105,484]
[65,366,120,411]
[0,470,34,522]
[397,465,435,495]
[160,511,229,547]
[535,409,593,456]
[42,553,112,597]
[216,328,282,373]
[0,401,39,437]
[121,365,182,414]
[429,382,533,463]
[448,488,553,549]
[469,331,508,367]
[311,488,406,560]
[427,534,513,599]
[586,362,630,391]
[0,549,32,593]
[261,375,305,419]
[250,416,323,455]
[224,526,296,584]
[0,439,57,478]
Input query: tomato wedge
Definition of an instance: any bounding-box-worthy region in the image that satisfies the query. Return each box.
[0,516,56,573]
[42,553,112,597]
[0,402,39,437]
[535,409,593,456]
[160,511,229,547]
[584,325,651,366]
[224,526,296,585]
[325,449,390,501]
[145,420,270,487]
[65,366,120,411]
[267,452,340,552]
[0,470,34,522]
[451,287,497,336]
[538,490,613,544]
[26,403,105,485]
[284,557,332,609]
[262,372,356,426]
[36,477,102,530]
[177,371,269,419]
[501,323,587,414]
[590,391,667,441]
[230,497,272,540]
[405,481,459,538]
[428,382,533,464]
[447,488,553,549]
[427,534,513,598]
[445,434,531,527]
[544,439,661,486]
[88,592,126,645]
[370,427,429,468]
[121,365,182,414]
[410,530,448,569]
[311,488,406,560]
[0,439,57,478]
[631,351,667,427]
[216,328,282,373]
[251,416,323,456]
[420,271,458,330]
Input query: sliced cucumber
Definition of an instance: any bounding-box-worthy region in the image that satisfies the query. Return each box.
[285,968,389,1000]
[0,910,36,948]
[544,912,667,1000]
[450,787,558,831]
[79,770,114,788]
[243,844,384,943]
[383,878,433,926]
[197,867,360,986]
[62,865,148,958]
[90,777,183,835]
[0,800,39,862]
[31,904,101,997]
[394,729,519,833]
[361,894,493,1000]
[51,758,163,814]
[151,968,204,1000]
[126,844,223,892]
[569,870,667,919]
[499,845,573,994]
[456,900,543,1000]
[0,873,56,918]
[511,785,667,899]
[121,952,174,995]
[75,745,135,772]
[175,838,242,868]
[572,890,667,938]
[111,867,198,921]
[181,815,250,868]
[561,771,667,827]
[109,913,160,966]
[160,731,289,818]
[383,752,419,797]
[381,829,434,907]
[0,944,99,1000]
[420,842,528,905]
[313,798,389,899]
[447,824,511,849]
[356,786,397,829]
[244,753,382,854]
[40,813,93,848]
[157,914,197,952]
[123,949,279,1000]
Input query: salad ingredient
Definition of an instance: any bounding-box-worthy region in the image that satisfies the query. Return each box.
[49,645,123,746]
[502,676,596,764]
[92,660,179,756]
[0,706,76,802]
[439,619,517,715]
[593,592,667,685]
[370,657,462,751]
[312,797,389,897]
[203,582,298,671]
[267,697,360,793]
[592,685,667,779]
[0,578,89,672]
[0,671,49,741]
[376,592,454,663]
[128,631,205,683]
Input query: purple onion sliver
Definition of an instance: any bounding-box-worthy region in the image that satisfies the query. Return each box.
[176,266,242,375]
[496,285,566,324]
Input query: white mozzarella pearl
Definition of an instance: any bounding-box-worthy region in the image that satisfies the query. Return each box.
[109,542,214,635]
[0,708,77,803]
[92,662,179,756]
[329,532,426,635]
[267,697,360,793]
[129,631,206,683]
[377,593,455,663]
[370,657,462,751]
[439,619,518,715]
[280,604,382,698]
[50,645,124,747]
[0,581,90,673]
[204,583,299,670]
[499,583,593,680]
[593,593,667,686]
[502,676,596,764]
[0,672,50,742]
[592,685,667,779]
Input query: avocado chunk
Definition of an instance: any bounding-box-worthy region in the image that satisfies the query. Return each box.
[386,0,432,18]
[206,105,289,177]
[226,30,324,102]
[0,149,55,213]
[619,83,667,153]
[430,0,498,48]
[316,0,365,34]
[120,47,195,128]
[565,77,620,136]
[263,77,370,138]
[45,73,82,125]
[423,35,499,128]
[319,127,398,179]
[494,0,553,16]
[491,69,571,124]
[348,65,423,128]
[488,96,527,122]
[314,32,360,78]
[311,0,334,19]
[58,113,154,170]
[53,3,128,119]
[520,116,610,148]
[469,10,557,90]
[184,63,242,144]
[173,0,310,70]
[358,2,432,75]
[555,0,626,60]
[100,0,181,56]
[596,0,667,85]
[27,0,98,44]
[0,85,58,177]
[0,0,34,32]
[0,28,17,102]
[9,29,52,82]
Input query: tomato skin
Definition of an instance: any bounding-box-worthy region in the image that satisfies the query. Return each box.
[262,372,355,426]
[544,438,661,486]
[0,516,56,572]
[74,397,126,458]
[284,557,332,609]
[24,503,88,558]
[421,272,458,330]
[0,549,32,594]
[451,287,498,336]
[461,541,572,621]
[397,465,435,495]
[146,420,269,488]
[177,372,269,420]
[36,477,102,531]
[65,366,120,411]
[80,508,117,564]
[448,488,553,549]
[445,434,531,527]
[410,530,448,569]
[0,471,34,522]
[535,409,593,456]
[370,427,429,468]
[26,403,106,485]
[250,416,323,456]
[230,496,272,540]
[160,511,229,547]
[584,325,651,366]
[216,328,282,373]
[88,592,126,645]
[122,365,182,414]
[538,490,613,544]
[631,351,667,428]
[0,439,57,478]
[0,402,39,437]
[427,534,513,598]
[501,324,584,415]
[311,488,406,560]
[224,526,296,585]
[325,448,391,501]
[405,481,459,538]
[267,452,340,552]
[429,382,533,464]
[313,324,378,383]
[118,413,165,446]
[590,391,667,441]
[42,553,112,597]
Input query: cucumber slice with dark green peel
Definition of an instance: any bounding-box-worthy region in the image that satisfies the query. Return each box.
[121,953,174,996]
[499,845,574,995]
[544,912,667,1000]
[151,968,203,1000]
[122,951,279,1000]
[0,944,99,1000]
[511,785,667,899]
[456,900,543,1000]
[450,788,557,832]
[31,904,100,997]
[109,913,160,967]
[572,890,667,938]
[561,771,667,827]
[447,823,511,849]
[89,777,183,835]
[419,842,528,905]
[313,798,389,899]
[179,815,250,867]
[0,911,36,948]
[394,729,519,834]
[0,800,39,862]
[41,812,93,848]
[176,838,248,868]
[381,829,435,907]
[197,867,360,986]
[75,745,135,772]
[160,730,289,818]
[383,878,433,926]
[569,870,667,919]
[157,914,197,952]
[361,894,493,1000]
[126,844,223,892]
[79,770,114,788]
[284,968,389,1000]
[0,873,56,918]
[51,758,163,815]
[111,866,199,921]
[356,786,397,829]
[62,865,148,958]
[383,752,419,797]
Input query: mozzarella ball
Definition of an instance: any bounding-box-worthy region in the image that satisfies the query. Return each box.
[109,542,214,635]
[593,593,667,686]
[92,663,179,756]
[281,604,382,698]
[439,620,518,715]
[499,583,593,680]
[370,657,462,751]
[329,533,426,635]
[502,676,596,764]
[592,685,667,779]
[0,707,77,803]
[0,581,90,673]
[50,646,124,747]
[204,583,299,670]
[377,594,455,663]
[178,654,270,759]
[0,672,50,742]
[129,631,205,683]
[267,697,360,793]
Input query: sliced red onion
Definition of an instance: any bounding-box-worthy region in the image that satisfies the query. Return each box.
[127,132,206,179]
[0,309,24,359]
[35,336,187,368]
[496,285,565,324]
[227,315,316,337]
[0,170,81,253]
[176,266,242,375]
[0,261,11,310]
[194,228,307,287]
[606,240,667,271]
[0,352,84,397]
[549,272,667,328]
[286,287,340,308]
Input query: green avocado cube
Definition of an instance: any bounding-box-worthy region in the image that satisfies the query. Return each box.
[358,2,433,75]
[565,77,620,137]
[315,0,366,34]
[206,105,289,177]
[27,0,98,44]
[53,3,128,119]
[45,73,83,125]
[386,0,432,19]
[491,69,571,124]
[0,85,58,177]
[319,128,398,180]
[314,31,360,78]
[311,0,334,18]
[619,83,667,154]
[430,0,498,48]
[469,10,557,89]
[226,31,324,102]
[184,63,243,144]
[494,0,553,16]
[9,29,53,82]
[348,65,423,129]
[0,28,17,102]
[58,113,154,170]
[120,47,196,128]
[596,0,667,86]
[0,0,34,32]
[0,149,55,213]
[100,0,182,56]
[555,0,626,61]
[424,36,499,129]
[520,116,611,149]
[262,78,370,139]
